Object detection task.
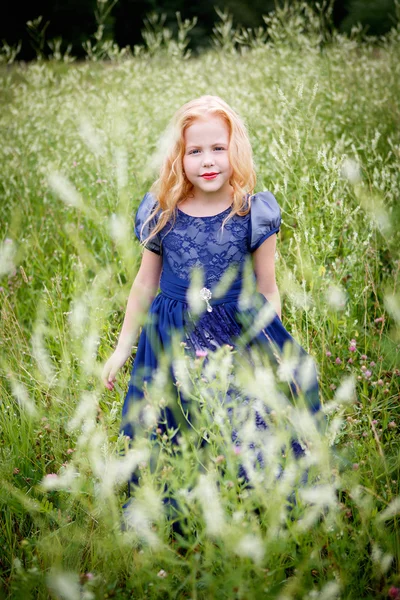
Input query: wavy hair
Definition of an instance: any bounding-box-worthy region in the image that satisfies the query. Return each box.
[141,95,257,246]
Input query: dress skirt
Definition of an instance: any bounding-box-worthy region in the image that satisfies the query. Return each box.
[119,272,322,492]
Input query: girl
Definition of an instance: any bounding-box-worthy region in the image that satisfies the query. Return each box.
[102,95,322,502]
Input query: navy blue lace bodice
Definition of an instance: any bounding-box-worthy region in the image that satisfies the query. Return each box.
[134,191,281,286]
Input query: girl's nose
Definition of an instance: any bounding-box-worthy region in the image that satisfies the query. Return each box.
[202,153,215,167]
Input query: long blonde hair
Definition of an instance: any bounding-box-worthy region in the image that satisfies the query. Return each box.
[142,95,257,246]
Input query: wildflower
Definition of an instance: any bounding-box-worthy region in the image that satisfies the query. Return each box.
[361,365,367,372]
[374,316,384,323]
[348,358,354,364]
[330,383,336,390]
[388,586,400,599]
[360,354,367,360]
[13,468,20,474]
[66,448,74,455]
[45,473,58,479]
[196,349,208,357]
[371,420,378,425]
[85,573,94,580]
[72,161,77,167]
[157,570,167,578]
[364,370,372,379]
[233,445,241,455]
[349,345,356,352]
[335,357,342,365]
[377,379,384,386]
[326,351,332,357]
[215,455,225,464]
[370,361,376,367]
[352,463,359,470]
[388,421,397,429]
[156,428,162,434]
[362,431,368,437]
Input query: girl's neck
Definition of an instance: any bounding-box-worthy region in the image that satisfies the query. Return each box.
[179,188,233,217]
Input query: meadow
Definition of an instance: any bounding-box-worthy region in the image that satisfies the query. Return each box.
[0,4,400,599]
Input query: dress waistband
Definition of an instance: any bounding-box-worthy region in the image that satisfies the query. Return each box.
[160,271,249,308]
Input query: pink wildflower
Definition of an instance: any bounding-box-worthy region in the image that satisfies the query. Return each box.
[364,370,372,379]
[388,586,400,600]
[348,358,354,364]
[352,463,359,470]
[371,420,378,425]
[374,316,385,324]
[45,473,58,479]
[361,365,367,372]
[360,354,367,360]
[388,421,397,429]
[335,357,342,365]
[196,349,208,358]
[330,383,337,390]
[377,379,384,386]
[233,445,241,455]
[349,345,356,352]
[369,361,376,367]
[66,448,74,455]
[326,351,332,357]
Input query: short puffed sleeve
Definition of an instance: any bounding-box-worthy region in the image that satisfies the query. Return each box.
[134,191,162,255]
[248,190,281,252]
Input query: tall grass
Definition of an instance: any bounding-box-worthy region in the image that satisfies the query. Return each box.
[0,3,399,599]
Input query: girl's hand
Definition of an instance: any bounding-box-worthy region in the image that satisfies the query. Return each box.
[101,348,132,390]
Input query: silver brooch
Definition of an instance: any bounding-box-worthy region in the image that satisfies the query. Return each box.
[199,287,213,312]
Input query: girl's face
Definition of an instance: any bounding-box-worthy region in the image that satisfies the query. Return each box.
[183,115,233,199]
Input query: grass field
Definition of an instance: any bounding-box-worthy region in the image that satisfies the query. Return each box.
[1,4,400,599]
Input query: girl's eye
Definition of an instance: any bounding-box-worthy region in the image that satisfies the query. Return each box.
[188,149,200,155]
[214,146,225,151]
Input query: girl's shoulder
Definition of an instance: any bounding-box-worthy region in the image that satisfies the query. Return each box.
[136,190,159,217]
[247,190,282,252]
[248,190,280,216]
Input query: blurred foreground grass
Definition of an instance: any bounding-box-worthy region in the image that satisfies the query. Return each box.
[0,4,400,599]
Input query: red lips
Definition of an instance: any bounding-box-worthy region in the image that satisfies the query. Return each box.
[201,172,219,179]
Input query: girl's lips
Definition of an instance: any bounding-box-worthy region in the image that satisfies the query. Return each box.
[201,173,219,179]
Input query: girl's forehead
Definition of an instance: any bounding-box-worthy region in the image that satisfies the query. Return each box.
[184,115,229,143]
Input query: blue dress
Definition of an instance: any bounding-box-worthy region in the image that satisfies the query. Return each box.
[120,190,322,486]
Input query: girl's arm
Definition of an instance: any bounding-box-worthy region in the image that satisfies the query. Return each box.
[116,249,162,353]
[252,233,282,320]
[102,249,162,389]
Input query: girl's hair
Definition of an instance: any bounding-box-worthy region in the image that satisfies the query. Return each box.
[142,95,256,246]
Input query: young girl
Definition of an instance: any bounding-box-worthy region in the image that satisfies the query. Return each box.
[102,95,322,500]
